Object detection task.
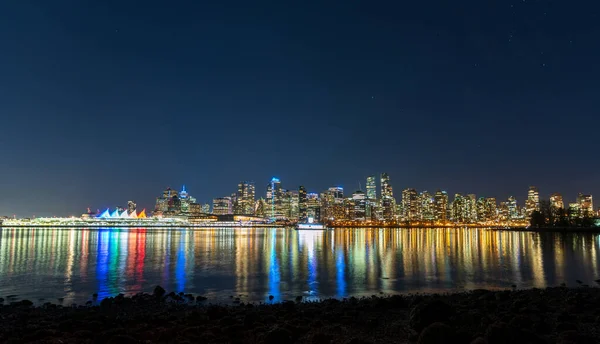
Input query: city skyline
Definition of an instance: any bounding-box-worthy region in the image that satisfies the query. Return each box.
[1,173,597,218]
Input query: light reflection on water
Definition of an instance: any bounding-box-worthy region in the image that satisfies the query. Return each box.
[0,227,599,304]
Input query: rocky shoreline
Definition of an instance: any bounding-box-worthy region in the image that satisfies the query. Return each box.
[1,286,600,343]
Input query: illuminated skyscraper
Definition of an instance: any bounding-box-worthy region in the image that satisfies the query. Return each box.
[550,193,564,210]
[577,193,594,217]
[352,190,366,221]
[306,193,321,221]
[298,186,307,221]
[328,187,344,203]
[366,176,376,200]
[288,190,299,220]
[401,188,418,221]
[234,181,255,215]
[525,186,540,217]
[507,196,518,220]
[451,194,467,223]
[418,191,434,220]
[433,190,448,221]
[381,173,393,199]
[254,198,266,217]
[466,194,477,222]
[212,197,233,215]
[266,177,285,220]
[127,200,136,214]
[201,203,210,214]
[484,197,497,222]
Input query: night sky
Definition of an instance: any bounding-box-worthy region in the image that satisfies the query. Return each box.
[1,1,599,217]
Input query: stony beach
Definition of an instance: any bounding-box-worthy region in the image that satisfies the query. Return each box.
[1,286,600,343]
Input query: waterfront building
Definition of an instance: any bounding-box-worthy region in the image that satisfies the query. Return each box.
[281,189,299,220]
[201,203,210,214]
[328,187,344,203]
[577,193,594,217]
[266,177,285,220]
[352,190,366,221]
[451,194,466,223]
[254,198,266,217]
[381,173,393,199]
[550,193,564,210]
[402,188,418,221]
[484,197,497,222]
[234,181,255,215]
[212,197,233,215]
[298,186,307,221]
[466,194,477,222]
[433,190,448,221]
[525,186,540,217]
[476,197,486,222]
[178,185,198,214]
[418,191,434,221]
[127,201,136,214]
[306,192,321,221]
[568,203,581,220]
[507,196,518,220]
[498,202,509,221]
[366,175,377,200]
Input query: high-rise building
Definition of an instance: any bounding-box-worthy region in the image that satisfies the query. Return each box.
[433,190,448,221]
[577,193,594,217]
[288,190,299,220]
[401,188,418,221]
[476,197,486,222]
[451,194,467,223]
[507,196,518,220]
[234,181,255,215]
[266,177,285,220]
[212,197,233,215]
[254,198,266,217]
[568,203,581,220]
[366,176,377,200]
[466,194,477,222]
[298,186,308,221]
[418,191,434,220]
[352,190,366,221]
[201,203,210,214]
[484,197,497,222]
[525,186,540,217]
[381,173,393,199]
[306,193,321,221]
[328,187,344,203]
[127,201,136,214]
[550,193,564,210]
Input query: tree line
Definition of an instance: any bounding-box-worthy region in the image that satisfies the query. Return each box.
[530,200,596,228]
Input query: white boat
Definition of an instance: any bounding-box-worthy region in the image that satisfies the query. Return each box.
[295,217,327,230]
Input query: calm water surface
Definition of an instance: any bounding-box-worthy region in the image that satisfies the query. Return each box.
[0,227,599,304]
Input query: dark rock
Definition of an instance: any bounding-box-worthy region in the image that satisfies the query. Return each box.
[310,332,334,344]
[556,322,578,332]
[264,327,292,344]
[107,334,137,344]
[418,322,455,344]
[509,315,533,329]
[409,299,455,331]
[17,299,33,306]
[153,285,166,298]
[344,337,372,344]
[485,322,514,344]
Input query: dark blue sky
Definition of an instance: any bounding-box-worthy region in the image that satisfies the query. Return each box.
[1,1,599,216]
